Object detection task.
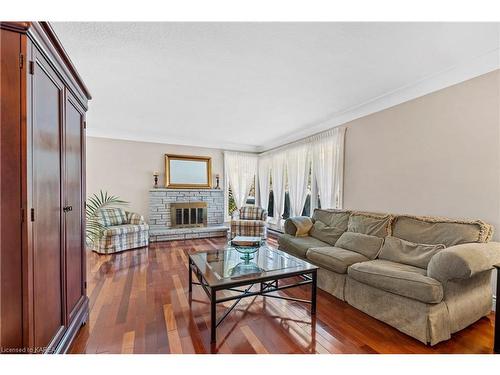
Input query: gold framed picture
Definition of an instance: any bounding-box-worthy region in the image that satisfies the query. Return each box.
[165,154,212,189]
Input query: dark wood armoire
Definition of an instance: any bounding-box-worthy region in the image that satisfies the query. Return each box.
[0,22,91,353]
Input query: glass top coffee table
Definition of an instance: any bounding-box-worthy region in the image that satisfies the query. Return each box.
[188,243,318,343]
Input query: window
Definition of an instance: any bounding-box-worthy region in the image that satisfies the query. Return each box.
[283,192,290,220]
[268,160,314,219]
[246,178,256,205]
[228,186,237,216]
[267,190,274,217]
[267,173,274,217]
[227,177,256,217]
[283,169,290,220]
[301,194,311,216]
[302,162,312,216]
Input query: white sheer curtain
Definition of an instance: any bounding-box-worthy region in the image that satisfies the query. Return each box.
[257,155,272,211]
[286,143,310,217]
[271,152,286,224]
[224,151,258,209]
[311,127,346,209]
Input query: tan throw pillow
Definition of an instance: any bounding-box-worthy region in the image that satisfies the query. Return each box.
[379,236,446,269]
[335,231,384,259]
[309,221,345,245]
[312,209,350,231]
[290,217,314,237]
[347,212,392,238]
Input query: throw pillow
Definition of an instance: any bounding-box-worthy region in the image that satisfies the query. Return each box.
[97,207,128,227]
[379,236,446,269]
[347,212,392,238]
[335,231,384,259]
[312,209,350,231]
[309,220,345,245]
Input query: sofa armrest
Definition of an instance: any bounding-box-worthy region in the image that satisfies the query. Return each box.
[284,216,313,236]
[127,211,145,225]
[427,242,500,282]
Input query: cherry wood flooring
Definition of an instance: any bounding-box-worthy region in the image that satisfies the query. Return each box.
[69,236,496,354]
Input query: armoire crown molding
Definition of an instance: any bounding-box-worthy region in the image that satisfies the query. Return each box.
[1,22,92,103]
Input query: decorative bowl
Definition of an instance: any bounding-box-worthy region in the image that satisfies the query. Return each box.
[227,239,265,261]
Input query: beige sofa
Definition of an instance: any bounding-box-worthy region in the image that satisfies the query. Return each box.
[278,209,500,345]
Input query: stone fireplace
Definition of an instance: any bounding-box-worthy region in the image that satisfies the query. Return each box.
[148,188,228,242]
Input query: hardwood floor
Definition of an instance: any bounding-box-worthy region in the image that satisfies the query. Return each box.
[69,236,496,354]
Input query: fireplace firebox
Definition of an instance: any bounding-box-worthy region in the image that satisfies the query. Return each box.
[170,202,208,228]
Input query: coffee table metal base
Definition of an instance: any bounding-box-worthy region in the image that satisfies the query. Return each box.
[188,257,317,343]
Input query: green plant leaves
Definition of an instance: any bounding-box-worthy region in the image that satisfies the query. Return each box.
[85,190,129,247]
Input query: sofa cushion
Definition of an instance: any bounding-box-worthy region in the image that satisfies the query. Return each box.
[335,231,384,259]
[231,219,265,227]
[379,236,445,269]
[278,234,329,259]
[309,221,345,245]
[312,209,351,230]
[306,247,369,274]
[348,259,443,303]
[347,212,392,238]
[103,224,149,236]
[98,207,128,227]
[391,215,493,247]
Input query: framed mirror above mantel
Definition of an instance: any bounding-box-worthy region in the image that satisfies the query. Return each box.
[165,154,212,188]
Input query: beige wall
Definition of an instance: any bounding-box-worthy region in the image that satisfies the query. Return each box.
[344,70,500,240]
[86,137,224,219]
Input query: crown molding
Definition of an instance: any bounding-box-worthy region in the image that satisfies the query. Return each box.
[86,129,260,153]
[256,48,500,153]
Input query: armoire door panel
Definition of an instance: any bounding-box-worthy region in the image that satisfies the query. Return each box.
[64,96,84,320]
[0,28,23,349]
[32,53,64,349]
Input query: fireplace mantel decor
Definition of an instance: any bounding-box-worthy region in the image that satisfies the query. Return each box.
[165,154,212,189]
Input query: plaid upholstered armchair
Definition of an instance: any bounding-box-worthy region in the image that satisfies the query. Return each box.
[92,208,149,254]
[230,206,268,239]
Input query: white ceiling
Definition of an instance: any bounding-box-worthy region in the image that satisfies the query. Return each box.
[52,22,500,152]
